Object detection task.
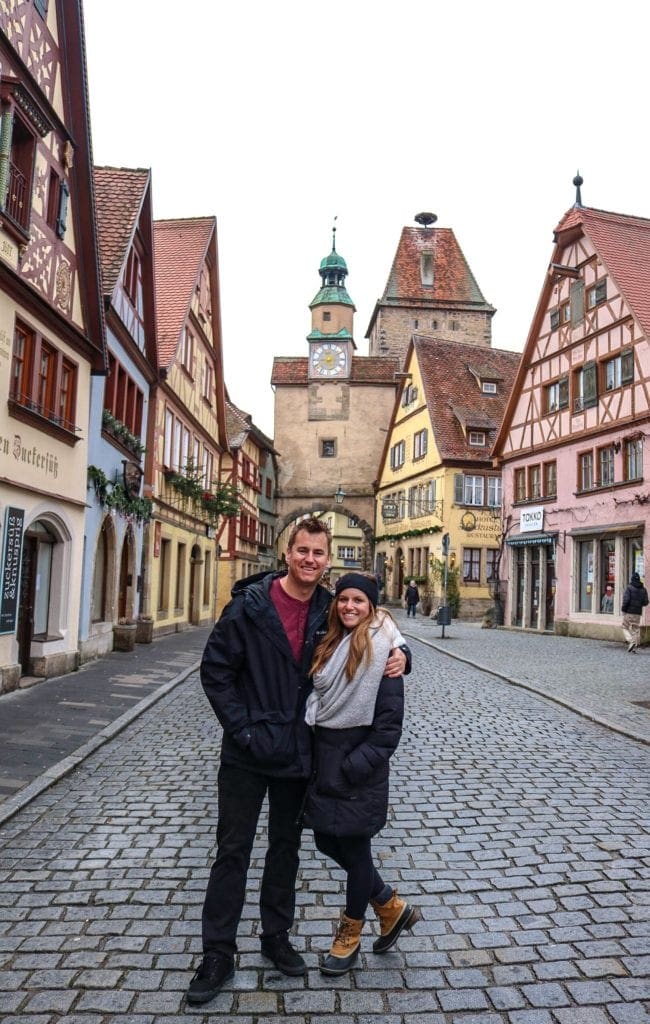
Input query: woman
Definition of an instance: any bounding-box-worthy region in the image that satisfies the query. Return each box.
[303,572,420,975]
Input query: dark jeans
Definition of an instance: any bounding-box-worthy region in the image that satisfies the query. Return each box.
[201,763,307,957]
[407,603,417,617]
[314,831,386,919]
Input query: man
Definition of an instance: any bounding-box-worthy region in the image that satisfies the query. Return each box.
[621,571,649,652]
[404,579,419,618]
[187,518,408,1004]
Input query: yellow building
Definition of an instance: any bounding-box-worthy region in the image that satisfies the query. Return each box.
[0,3,105,689]
[145,218,230,635]
[375,337,520,619]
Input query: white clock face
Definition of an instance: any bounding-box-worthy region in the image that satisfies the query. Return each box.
[312,343,347,377]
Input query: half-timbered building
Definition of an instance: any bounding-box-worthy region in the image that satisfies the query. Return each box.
[0,2,105,690]
[147,217,229,634]
[78,167,157,661]
[494,193,650,639]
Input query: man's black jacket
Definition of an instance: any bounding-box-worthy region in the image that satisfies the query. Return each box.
[201,570,411,780]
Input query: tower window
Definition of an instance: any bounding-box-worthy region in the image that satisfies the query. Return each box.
[323,311,331,322]
[420,253,434,287]
[320,439,336,457]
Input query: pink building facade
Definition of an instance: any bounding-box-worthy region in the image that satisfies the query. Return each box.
[494,198,650,640]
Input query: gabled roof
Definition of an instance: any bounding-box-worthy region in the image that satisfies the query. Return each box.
[153,217,214,367]
[555,205,650,337]
[378,224,494,304]
[413,336,520,461]
[93,167,150,296]
[494,203,650,456]
[271,355,400,386]
[225,398,277,454]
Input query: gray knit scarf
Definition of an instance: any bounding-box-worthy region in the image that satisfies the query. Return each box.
[305,613,405,729]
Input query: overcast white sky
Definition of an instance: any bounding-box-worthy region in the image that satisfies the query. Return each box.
[83,0,648,437]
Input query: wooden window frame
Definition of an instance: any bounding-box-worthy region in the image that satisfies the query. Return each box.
[578,450,594,492]
[514,468,526,503]
[9,320,79,442]
[625,438,643,482]
[597,445,615,487]
[543,460,557,498]
[462,547,481,584]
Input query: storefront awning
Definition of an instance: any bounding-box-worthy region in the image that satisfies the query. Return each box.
[506,532,556,547]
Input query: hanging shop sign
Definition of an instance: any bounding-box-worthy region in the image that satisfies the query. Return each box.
[520,506,544,533]
[0,506,25,634]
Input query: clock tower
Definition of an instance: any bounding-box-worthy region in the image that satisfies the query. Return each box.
[307,229,355,379]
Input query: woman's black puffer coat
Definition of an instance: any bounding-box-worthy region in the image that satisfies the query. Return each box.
[303,674,404,838]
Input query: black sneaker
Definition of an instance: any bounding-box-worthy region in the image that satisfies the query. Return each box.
[186,952,234,1004]
[261,932,306,976]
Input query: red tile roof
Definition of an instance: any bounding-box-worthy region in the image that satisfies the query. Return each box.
[271,355,400,386]
[380,226,494,307]
[555,205,650,337]
[93,166,150,297]
[153,218,214,367]
[414,336,520,461]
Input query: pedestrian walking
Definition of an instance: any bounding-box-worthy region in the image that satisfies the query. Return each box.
[187,521,408,1005]
[404,579,419,618]
[621,571,649,652]
[303,571,420,976]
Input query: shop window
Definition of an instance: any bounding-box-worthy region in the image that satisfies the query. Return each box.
[543,461,557,498]
[579,451,594,491]
[597,446,615,486]
[627,536,644,581]
[600,539,616,613]
[625,437,643,481]
[463,548,481,583]
[577,539,594,612]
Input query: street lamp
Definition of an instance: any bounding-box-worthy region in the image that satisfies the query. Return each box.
[334,485,345,505]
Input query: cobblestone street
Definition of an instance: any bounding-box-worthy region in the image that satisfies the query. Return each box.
[0,632,648,1023]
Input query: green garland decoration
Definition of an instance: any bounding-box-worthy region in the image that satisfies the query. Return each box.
[375,524,442,544]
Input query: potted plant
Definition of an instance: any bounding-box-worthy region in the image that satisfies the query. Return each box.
[113,618,137,652]
[135,616,154,644]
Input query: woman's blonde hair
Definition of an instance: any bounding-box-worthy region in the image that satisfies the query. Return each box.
[311,573,394,682]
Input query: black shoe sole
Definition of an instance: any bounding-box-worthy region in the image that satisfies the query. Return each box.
[261,951,307,977]
[320,945,359,975]
[373,905,421,954]
[186,966,234,1004]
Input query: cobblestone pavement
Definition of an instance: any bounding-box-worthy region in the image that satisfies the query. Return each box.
[0,640,648,1023]
[399,614,650,746]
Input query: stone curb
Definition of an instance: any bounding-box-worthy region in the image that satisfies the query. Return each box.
[405,631,650,748]
[0,659,201,829]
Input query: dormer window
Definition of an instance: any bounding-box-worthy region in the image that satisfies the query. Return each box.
[482,381,497,394]
[420,253,434,287]
[469,431,486,446]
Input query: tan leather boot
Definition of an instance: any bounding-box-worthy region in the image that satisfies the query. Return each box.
[320,913,364,975]
[370,889,421,953]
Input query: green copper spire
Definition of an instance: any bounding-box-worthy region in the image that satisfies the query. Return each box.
[310,225,355,310]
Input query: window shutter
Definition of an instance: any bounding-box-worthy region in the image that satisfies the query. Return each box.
[454,473,464,504]
[583,361,597,407]
[621,348,634,385]
[570,280,585,327]
[56,179,69,239]
[558,375,569,409]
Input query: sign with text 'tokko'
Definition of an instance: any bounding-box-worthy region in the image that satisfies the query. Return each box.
[0,506,25,634]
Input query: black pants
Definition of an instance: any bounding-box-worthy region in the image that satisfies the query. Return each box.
[201,763,307,957]
[314,831,387,919]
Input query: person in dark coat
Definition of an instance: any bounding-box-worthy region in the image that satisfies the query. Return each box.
[304,572,420,976]
[621,571,649,652]
[404,579,419,617]
[187,522,409,1006]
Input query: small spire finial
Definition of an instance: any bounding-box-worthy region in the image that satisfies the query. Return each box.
[573,171,584,207]
[332,215,338,251]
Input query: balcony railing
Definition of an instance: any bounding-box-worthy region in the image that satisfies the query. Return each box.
[6,161,29,231]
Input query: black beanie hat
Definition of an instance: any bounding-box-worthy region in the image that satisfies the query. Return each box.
[334,572,379,607]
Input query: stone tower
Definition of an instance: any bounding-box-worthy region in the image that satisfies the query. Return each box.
[366,214,496,365]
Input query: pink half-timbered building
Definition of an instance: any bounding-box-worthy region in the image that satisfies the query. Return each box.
[494,191,650,640]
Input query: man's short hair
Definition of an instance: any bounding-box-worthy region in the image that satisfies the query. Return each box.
[287,517,332,554]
